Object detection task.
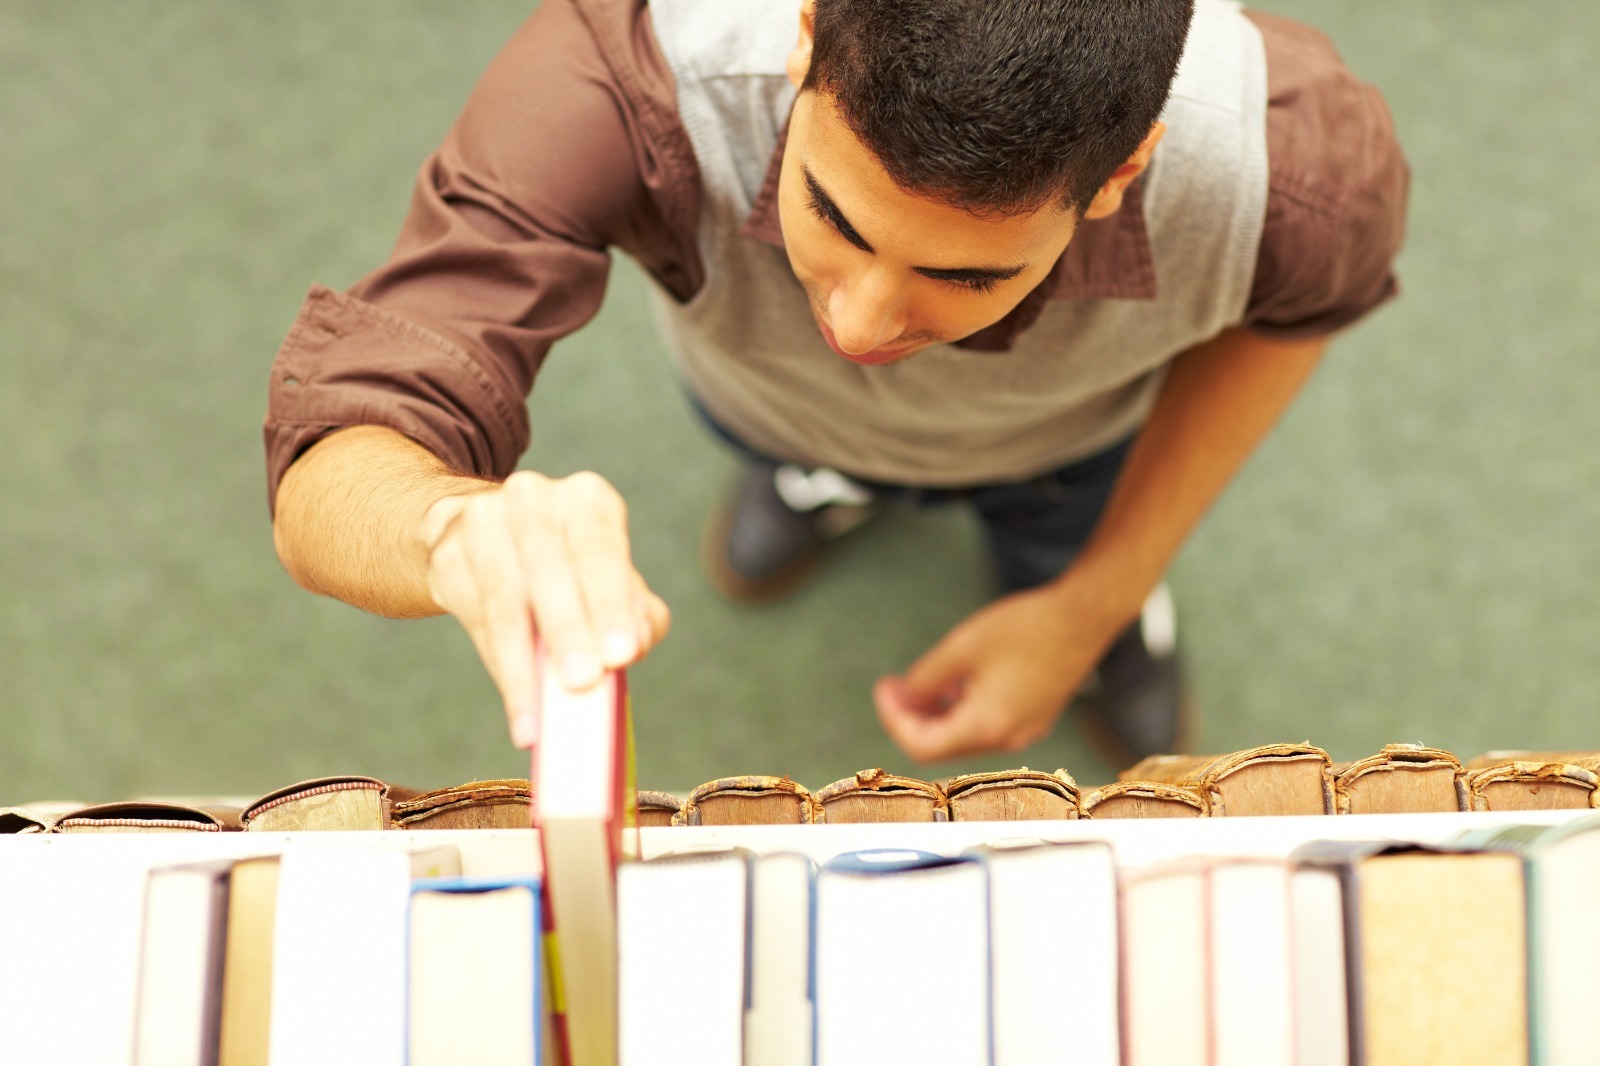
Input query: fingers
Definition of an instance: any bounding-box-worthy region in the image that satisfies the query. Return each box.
[423,470,667,748]
[876,671,995,763]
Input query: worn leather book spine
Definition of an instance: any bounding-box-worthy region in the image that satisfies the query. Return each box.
[1122,744,1334,816]
[241,776,421,831]
[1332,745,1469,814]
[813,769,949,824]
[674,776,818,826]
[1080,780,1208,819]
[1467,761,1600,811]
[944,769,1080,821]
[634,791,683,828]
[1465,750,1600,773]
[0,807,54,833]
[50,801,243,833]
[390,779,533,830]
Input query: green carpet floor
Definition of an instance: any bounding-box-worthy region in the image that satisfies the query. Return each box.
[3,1,1597,804]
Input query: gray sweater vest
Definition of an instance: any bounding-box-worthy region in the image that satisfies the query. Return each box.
[648,0,1268,486]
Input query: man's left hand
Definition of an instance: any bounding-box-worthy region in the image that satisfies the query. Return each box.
[873,585,1124,763]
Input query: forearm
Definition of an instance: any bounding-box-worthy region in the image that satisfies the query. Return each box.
[273,425,495,618]
[1053,326,1328,626]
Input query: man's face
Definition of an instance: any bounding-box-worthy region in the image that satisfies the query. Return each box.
[777,90,1079,366]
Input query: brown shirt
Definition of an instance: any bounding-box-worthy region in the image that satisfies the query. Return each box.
[263,0,1408,511]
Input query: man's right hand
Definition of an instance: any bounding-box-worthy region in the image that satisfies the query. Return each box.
[273,427,668,751]
[420,470,670,748]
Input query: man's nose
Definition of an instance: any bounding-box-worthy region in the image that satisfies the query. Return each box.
[827,270,905,355]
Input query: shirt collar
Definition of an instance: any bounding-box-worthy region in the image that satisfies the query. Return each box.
[740,122,1159,307]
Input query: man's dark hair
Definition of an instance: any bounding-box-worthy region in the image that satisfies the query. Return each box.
[802,0,1195,216]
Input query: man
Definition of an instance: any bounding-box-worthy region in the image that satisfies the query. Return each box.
[266,0,1406,766]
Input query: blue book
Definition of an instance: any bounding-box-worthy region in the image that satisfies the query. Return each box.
[406,875,543,1066]
[813,849,992,1066]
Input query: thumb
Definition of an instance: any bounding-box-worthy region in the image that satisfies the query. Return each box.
[901,627,975,710]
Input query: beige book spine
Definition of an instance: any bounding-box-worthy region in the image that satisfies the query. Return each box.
[814,768,948,823]
[1466,761,1600,811]
[0,807,55,833]
[1080,780,1208,819]
[390,779,532,830]
[50,801,242,833]
[1122,744,1334,816]
[1332,744,1469,814]
[1464,750,1600,773]
[674,776,819,826]
[242,776,420,831]
[943,768,1080,821]
[634,791,684,828]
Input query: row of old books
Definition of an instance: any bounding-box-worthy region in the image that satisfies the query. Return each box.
[7,743,1597,834]
[4,812,1596,1065]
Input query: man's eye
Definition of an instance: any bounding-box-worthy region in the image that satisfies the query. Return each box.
[956,276,1000,295]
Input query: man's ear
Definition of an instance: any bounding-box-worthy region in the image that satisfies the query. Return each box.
[1081,122,1166,221]
[786,0,817,89]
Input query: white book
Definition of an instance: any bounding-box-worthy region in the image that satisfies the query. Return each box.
[133,858,234,1066]
[1208,858,1296,1066]
[1291,866,1351,1066]
[744,852,815,1066]
[814,849,991,1065]
[0,845,157,1066]
[533,667,631,1066]
[408,876,543,1066]
[964,840,1119,1066]
[1121,861,1208,1066]
[617,847,748,1066]
[266,847,417,1066]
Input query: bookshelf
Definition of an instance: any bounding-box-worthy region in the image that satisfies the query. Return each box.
[0,810,1589,1065]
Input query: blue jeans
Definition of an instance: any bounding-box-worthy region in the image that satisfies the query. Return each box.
[691,399,1133,594]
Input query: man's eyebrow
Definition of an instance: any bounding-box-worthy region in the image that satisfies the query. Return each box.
[803,167,874,253]
[803,166,1028,285]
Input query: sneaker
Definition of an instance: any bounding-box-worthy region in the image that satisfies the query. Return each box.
[701,460,879,602]
[1076,583,1196,768]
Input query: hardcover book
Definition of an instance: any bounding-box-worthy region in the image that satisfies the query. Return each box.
[813,850,990,1064]
[0,806,53,833]
[744,851,816,1066]
[963,840,1117,1064]
[391,779,532,830]
[532,665,635,1066]
[1292,840,1528,1066]
[944,768,1080,821]
[241,775,420,831]
[133,859,234,1066]
[1079,779,1207,819]
[1119,860,1209,1066]
[1332,744,1469,814]
[408,875,543,1066]
[814,768,949,823]
[52,800,243,833]
[634,790,682,828]
[1467,761,1599,811]
[617,848,750,1065]
[673,775,818,825]
[1122,743,1335,816]
[1450,813,1600,1066]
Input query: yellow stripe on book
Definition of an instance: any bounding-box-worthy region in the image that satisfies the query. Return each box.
[543,931,566,1015]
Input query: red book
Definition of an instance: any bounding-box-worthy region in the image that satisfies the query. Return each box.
[532,659,637,1066]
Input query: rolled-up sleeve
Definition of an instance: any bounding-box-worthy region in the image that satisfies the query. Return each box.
[1242,10,1411,340]
[263,0,700,512]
